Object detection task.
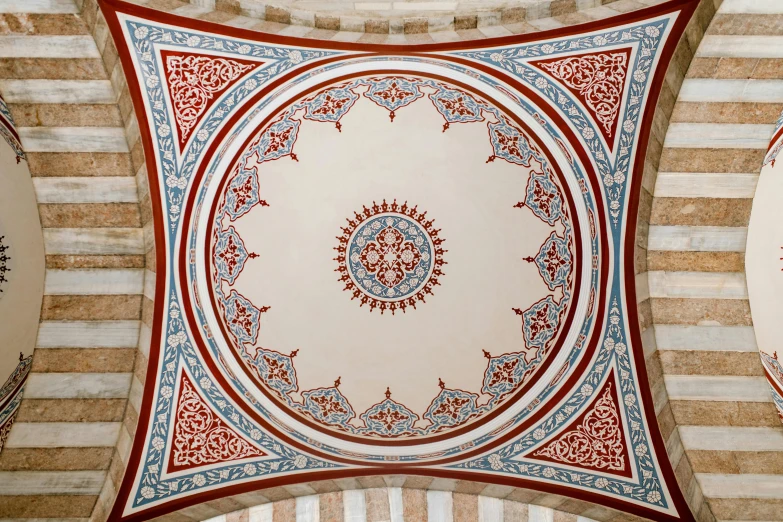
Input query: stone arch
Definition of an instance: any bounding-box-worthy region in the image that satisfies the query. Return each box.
[638,0,783,520]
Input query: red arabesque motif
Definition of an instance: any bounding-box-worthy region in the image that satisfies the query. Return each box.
[168,372,265,472]
[161,50,260,151]
[98,0,703,516]
[484,350,521,389]
[307,381,353,420]
[527,372,632,477]
[532,49,632,148]
[430,393,473,421]
[360,226,422,288]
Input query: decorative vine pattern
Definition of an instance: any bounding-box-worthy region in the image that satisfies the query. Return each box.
[120,9,678,515]
[209,76,576,438]
[459,22,666,226]
[0,354,32,451]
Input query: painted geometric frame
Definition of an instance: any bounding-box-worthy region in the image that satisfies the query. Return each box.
[99,0,699,520]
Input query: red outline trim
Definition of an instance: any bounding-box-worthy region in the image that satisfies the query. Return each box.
[97,0,699,519]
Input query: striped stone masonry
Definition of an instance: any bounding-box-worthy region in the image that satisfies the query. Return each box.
[642,0,783,520]
[0,0,151,521]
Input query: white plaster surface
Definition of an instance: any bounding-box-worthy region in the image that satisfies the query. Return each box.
[0,127,44,378]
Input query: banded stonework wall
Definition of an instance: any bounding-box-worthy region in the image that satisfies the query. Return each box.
[0,0,781,521]
[0,0,152,520]
[640,0,783,520]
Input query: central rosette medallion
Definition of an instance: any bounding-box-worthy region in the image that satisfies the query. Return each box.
[335,200,445,314]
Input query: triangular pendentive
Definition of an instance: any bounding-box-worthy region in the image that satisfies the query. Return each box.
[159,49,264,153]
[166,370,266,473]
[522,369,633,478]
[530,48,632,151]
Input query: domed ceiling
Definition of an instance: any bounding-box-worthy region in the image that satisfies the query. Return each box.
[100,0,700,520]
[746,111,783,424]
[0,92,42,451]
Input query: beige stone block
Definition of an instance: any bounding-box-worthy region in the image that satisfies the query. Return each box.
[647,251,745,272]
[26,152,133,177]
[145,0,188,11]
[0,495,98,517]
[504,488,538,504]
[669,400,782,427]
[659,350,764,376]
[16,398,127,422]
[404,33,434,44]
[403,17,427,33]
[364,19,389,33]
[650,297,752,325]
[453,493,478,522]
[402,488,427,521]
[403,476,433,489]
[31,348,136,373]
[659,148,765,173]
[197,10,237,22]
[357,476,385,489]
[271,498,295,522]
[41,294,141,321]
[754,58,783,79]
[708,13,783,36]
[318,491,343,522]
[0,57,104,80]
[45,254,145,269]
[455,28,486,40]
[38,203,141,228]
[687,57,720,78]
[365,488,390,522]
[708,498,783,520]
[554,11,592,25]
[216,0,241,14]
[9,103,122,127]
[671,101,782,124]
[550,0,577,15]
[500,7,525,24]
[503,21,537,34]
[0,447,114,471]
[0,13,89,35]
[256,486,292,502]
[453,481,486,495]
[315,15,340,31]
[357,32,388,43]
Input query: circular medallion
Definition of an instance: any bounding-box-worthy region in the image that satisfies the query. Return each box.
[197,73,590,449]
[335,200,445,314]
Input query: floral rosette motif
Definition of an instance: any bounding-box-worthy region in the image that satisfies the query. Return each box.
[334,199,446,315]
